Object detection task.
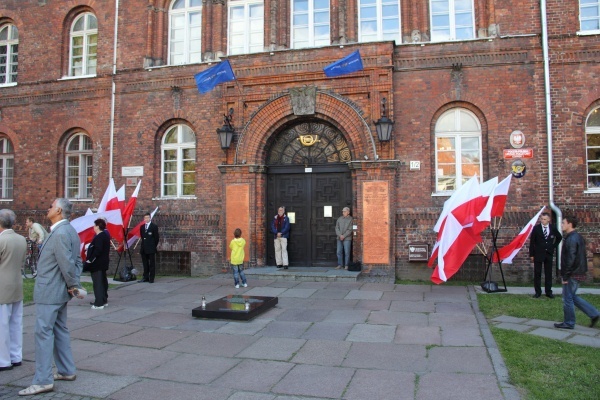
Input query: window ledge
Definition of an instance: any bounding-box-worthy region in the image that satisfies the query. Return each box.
[0,199,14,202]
[431,192,452,197]
[584,190,600,194]
[577,30,600,36]
[68,199,94,202]
[0,82,17,88]
[153,196,197,201]
[59,74,97,81]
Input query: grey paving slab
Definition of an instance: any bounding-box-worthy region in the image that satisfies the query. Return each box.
[275,309,330,323]
[344,290,382,300]
[70,321,143,342]
[343,342,427,372]
[495,322,534,333]
[109,327,194,348]
[346,323,396,343]
[529,327,573,340]
[353,299,391,311]
[566,334,600,347]
[0,360,35,385]
[76,346,179,375]
[416,372,504,400]
[142,353,240,384]
[228,392,276,400]
[343,369,415,400]
[48,370,139,398]
[109,379,232,400]
[243,287,288,297]
[212,359,294,392]
[300,322,353,341]
[128,311,193,328]
[309,288,351,300]
[394,326,441,346]
[359,282,396,291]
[277,288,318,298]
[271,364,354,398]
[389,299,435,313]
[427,347,494,373]
[523,318,557,328]
[428,313,479,328]
[267,281,303,288]
[435,301,474,313]
[257,321,312,338]
[492,315,529,324]
[82,308,155,323]
[424,291,470,303]
[290,339,351,366]
[69,340,119,363]
[273,297,315,309]
[367,310,429,326]
[440,327,485,346]
[381,291,424,301]
[323,309,370,324]
[164,331,259,357]
[174,318,229,332]
[214,318,271,335]
[294,282,329,289]
[236,337,306,361]
[309,298,358,310]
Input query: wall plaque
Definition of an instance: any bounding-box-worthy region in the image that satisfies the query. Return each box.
[289,86,316,115]
[408,243,429,262]
[226,185,250,262]
[362,181,390,264]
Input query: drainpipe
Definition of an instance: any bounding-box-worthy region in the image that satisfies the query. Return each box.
[109,0,120,179]
[540,0,562,268]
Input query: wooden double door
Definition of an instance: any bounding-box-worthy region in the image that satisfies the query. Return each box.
[267,165,352,267]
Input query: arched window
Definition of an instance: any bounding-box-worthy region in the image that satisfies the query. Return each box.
[434,108,482,193]
[161,125,196,197]
[0,136,14,199]
[0,24,18,85]
[169,0,202,65]
[69,13,97,77]
[358,0,401,44]
[228,0,264,55]
[291,0,330,49]
[586,107,600,190]
[65,133,93,199]
[430,0,475,42]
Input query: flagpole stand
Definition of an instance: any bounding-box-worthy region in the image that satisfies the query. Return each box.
[113,227,138,282]
[481,227,508,293]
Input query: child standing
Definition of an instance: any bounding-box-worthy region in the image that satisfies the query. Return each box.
[229,228,248,289]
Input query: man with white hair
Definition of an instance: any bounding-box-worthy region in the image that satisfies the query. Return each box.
[335,207,353,270]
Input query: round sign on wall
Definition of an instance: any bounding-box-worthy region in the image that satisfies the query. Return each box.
[511,159,526,178]
[510,130,526,148]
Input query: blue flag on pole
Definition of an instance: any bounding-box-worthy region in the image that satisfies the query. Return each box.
[194,60,236,94]
[323,50,364,77]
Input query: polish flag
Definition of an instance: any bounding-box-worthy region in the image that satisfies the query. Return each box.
[122,180,141,229]
[470,176,499,235]
[97,178,119,213]
[492,207,544,264]
[71,209,124,260]
[125,206,158,249]
[490,174,512,217]
[116,185,126,212]
[431,212,480,284]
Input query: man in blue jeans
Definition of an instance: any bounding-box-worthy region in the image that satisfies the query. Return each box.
[335,207,353,270]
[554,215,600,330]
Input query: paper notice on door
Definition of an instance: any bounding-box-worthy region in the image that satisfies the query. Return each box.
[287,212,296,224]
[324,206,332,218]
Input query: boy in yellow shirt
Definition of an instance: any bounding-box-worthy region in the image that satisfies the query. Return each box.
[229,228,248,289]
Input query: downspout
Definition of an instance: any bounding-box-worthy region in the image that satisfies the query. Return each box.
[109,0,120,179]
[540,0,562,268]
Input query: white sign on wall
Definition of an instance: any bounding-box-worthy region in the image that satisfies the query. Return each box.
[122,166,144,177]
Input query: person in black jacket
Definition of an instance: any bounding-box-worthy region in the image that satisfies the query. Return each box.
[554,215,599,329]
[528,212,562,298]
[86,218,111,309]
[138,212,159,283]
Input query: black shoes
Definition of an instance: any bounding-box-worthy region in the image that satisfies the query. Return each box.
[546,293,555,299]
[554,322,574,330]
[276,265,283,269]
[12,362,22,367]
[284,266,288,269]
[0,365,13,371]
[138,278,149,283]
[591,316,599,328]
[533,293,541,298]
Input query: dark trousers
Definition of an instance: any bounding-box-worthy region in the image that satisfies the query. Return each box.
[534,256,553,295]
[91,270,108,306]
[141,252,156,282]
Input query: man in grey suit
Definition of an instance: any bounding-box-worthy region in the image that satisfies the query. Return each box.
[19,198,84,396]
[0,209,28,371]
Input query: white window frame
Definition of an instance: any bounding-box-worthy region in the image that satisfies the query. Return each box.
[169,0,203,65]
[430,0,475,42]
[69,13,97,77]
[434,109,482,194]
[585,107,600,191]
[228,0,264,55]
[579,0,600,34]
[0,24,18,86]
[358,0,401,44]
[161,125,196,198]
[0,137,14,200]
[65,133,93,200]
[291,0,330,49]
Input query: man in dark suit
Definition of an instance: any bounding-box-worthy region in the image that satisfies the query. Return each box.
[138,212,159,283]
[528,212,562,298]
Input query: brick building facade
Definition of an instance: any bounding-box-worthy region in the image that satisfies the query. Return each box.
[0,0,598,282]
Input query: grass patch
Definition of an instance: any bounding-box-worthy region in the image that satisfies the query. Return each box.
[478,292,600,400]
[22,279,96,305]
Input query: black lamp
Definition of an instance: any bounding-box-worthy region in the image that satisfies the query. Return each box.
[216,108,235,149]
[374,97,393,142]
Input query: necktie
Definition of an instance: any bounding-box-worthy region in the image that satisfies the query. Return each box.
[543,226,548,239]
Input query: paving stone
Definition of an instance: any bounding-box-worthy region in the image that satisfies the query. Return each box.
[344,290,382,300]
[566,335,600,348]
[70,321,143,342]
[236,337,306,361]
[389,300,435,313]
[163,331,259,357]
[309,288,350,299]
[173,318,229,332]
[109,327,193,348]
[214,318,271,335]
[271,364,354,398]
[417,372,503,400]
[435,302,473,313]
[127,311,193,328]
[367,310,429,326]
[290,339,351,366]
[343,369,415,400]
[359,283,396,291]
[142,353,240,384]
[529,327,574,340]
[323,309,370,324]
[243,287,287,297]
[440,327,485,346]
[109,379,231,400]
[343,342,427,372]
[428,313,479,329]
[76,346,179,375]
[310,298,358,310]
[300,322,353,341]
[212,359,294,392]
[257,321,312,338]
[394,326,441,346]
[492,315,529,324]
[277,288,317,298]
[83,308,155,324]
[524,318,557,328]
[495,322,533,333]
[48,370,138,398]
[274,309,330,323]
[346,324,396,343]
[427,347,494,373]
[228,392,276,400]
[353,299,391,311]
[381,291,424,301]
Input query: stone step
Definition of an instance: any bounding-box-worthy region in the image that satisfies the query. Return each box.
[243,266,361,282]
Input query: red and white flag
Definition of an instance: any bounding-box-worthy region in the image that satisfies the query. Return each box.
[471,176,499,235]
[492,206,544,264]
[97,178,119,213]
[431,212,480,284]
[490,174,512,217]
[116,185,126,212]
[125,206,158,249]
[71,209,124,260]
[122,180,141,229]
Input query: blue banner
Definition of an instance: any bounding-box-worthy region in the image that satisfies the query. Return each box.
[194,60,236,94]
[323,50,364,77]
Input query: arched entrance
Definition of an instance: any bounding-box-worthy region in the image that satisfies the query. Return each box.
[266,120,353,267]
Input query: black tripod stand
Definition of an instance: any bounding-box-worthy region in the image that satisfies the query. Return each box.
[481,224,508,293]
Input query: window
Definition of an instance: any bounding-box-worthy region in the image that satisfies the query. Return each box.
[228,0,264,55]
[291,0,330,49]
[169,0,202,65]
[0,24,18,85]
[0,137,14,199]
[161,125,196,197]
[580,0,600,32]
[586,107,600,190]
[66,133,93,199]
[430,0,474,42]
[70,13,97,77]
[435,109,482,193]
[358,0,401,44]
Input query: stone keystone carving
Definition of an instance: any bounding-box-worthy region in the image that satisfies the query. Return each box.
[289,86,317,116]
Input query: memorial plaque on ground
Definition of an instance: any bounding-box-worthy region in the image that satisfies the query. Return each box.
[192,295,278,321]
